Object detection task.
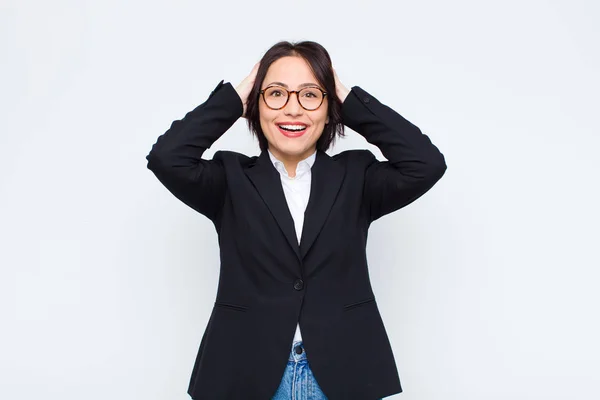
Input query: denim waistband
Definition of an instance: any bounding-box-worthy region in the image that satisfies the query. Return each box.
[288,340,307,362]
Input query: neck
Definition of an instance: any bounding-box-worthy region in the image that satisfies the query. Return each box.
[268,147,316,178]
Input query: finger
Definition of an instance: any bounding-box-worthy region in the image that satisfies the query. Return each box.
[333,67,340,83]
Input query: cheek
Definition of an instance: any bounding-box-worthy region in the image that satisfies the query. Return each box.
[319,104,330,125]
[316,110,329,129]
[258,108,275,137]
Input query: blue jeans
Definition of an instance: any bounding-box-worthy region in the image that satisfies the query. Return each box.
[271,341,328,400]
[271,341,383,400]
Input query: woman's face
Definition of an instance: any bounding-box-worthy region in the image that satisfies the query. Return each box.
[259,56,329,162]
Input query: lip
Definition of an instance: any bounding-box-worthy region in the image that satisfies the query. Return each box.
[276,124,308,138]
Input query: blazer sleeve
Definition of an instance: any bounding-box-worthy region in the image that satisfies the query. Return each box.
[341,86,447,223]
[146,80,243,221]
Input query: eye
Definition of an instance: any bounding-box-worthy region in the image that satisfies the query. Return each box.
[301,88,320,98]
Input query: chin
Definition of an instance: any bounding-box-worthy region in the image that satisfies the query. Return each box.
[270,135,310,151]
[278,145,310,156]
[272,140,314,157]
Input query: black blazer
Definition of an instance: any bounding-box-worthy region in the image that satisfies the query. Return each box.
[146,80,447,400]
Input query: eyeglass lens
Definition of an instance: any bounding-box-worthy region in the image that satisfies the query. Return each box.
[263,87,323,110]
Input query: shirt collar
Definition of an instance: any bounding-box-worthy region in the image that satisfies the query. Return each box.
[268,149,317,178]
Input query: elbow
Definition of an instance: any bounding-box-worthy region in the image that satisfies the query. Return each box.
[146,132,175,172]
[434,154,447,179]
[146,148,168,173]
[146,150,157,171]
[424,153,447,184]
[146,132,178,171]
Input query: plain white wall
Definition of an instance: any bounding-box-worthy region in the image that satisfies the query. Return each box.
[2,0,599,399]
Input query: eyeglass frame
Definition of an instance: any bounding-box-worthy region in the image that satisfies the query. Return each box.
[259,85,328,111]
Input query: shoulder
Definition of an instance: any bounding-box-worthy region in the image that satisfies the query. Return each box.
[330,149,377,167]
[213,150,258,167]
[213,150,258,169]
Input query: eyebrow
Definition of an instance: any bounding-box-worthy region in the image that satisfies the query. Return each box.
[265,81,321,89]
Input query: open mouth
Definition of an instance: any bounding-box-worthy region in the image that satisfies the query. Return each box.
[276,124,308,137]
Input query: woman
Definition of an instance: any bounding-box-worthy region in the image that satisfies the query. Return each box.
[146,41,446,400]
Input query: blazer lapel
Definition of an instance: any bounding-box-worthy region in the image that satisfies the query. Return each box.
[300,150,344,259]
[245,150,301,261]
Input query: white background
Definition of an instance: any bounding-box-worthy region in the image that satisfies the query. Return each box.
[2,0,599,399]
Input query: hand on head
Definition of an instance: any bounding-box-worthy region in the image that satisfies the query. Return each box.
[235,62,260,119]
[332,67,350,103]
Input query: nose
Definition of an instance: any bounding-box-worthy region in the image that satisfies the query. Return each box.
[284,93,303,115]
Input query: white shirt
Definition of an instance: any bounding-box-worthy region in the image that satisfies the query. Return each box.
[268,149,317,344]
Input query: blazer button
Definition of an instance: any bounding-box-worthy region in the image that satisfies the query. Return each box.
[293,279,304,291]
[363,96,370,104]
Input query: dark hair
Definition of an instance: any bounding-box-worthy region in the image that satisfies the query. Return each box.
[245,40,345,152]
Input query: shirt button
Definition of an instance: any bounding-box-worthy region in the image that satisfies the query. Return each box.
[293,279,304,291]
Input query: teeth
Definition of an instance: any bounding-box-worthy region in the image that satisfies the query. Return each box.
[279,124,306,131]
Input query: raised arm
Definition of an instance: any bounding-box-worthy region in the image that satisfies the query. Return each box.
[338,78,447,223]
[146,80,243,221]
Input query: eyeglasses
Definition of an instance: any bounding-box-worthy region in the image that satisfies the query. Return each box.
[259,85,327,111]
